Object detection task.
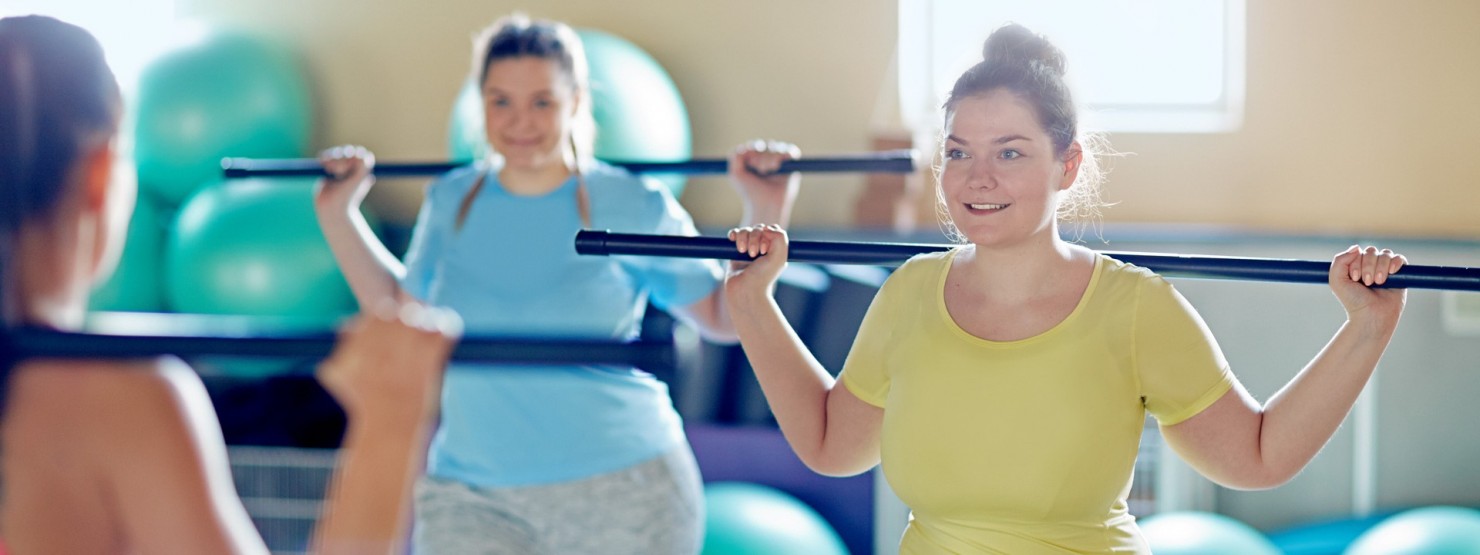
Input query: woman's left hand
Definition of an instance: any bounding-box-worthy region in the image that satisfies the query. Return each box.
[1329,245,1408,330]
[728,139,800,226]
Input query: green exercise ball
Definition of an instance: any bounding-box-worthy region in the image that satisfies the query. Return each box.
[702,482,848,555]
[165,178,359,320]
[134,31,312,205]
[90,194,169,312]
[1345,506,1480,555]
[448,80,486,163]
[447,28,692,197]
[165,179,365,378]
[1141,511,1281,555]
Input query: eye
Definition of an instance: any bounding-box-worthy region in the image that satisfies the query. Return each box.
[945,148,969,160]
[1000,149,1022,160]
[488,97,511,108]
[534,98,553,109]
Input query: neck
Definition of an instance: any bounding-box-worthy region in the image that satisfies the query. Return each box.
[9,222,92,331]
[497,152,575,196]
[958,231,1087,300]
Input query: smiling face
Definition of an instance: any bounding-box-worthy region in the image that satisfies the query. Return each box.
[939,88,1079,248]
[481,56,578,171]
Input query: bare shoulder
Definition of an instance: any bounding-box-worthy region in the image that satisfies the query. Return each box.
[7,357,209,447]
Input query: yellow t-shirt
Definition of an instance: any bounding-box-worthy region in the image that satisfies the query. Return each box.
[842,250,1234,554]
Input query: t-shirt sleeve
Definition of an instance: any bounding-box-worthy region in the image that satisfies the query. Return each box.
[1135,276,1235,426]
[399,183,448,301]
[612,179,723,311]
[839,267,908,408]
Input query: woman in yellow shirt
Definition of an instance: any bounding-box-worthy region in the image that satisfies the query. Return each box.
[724,24,1408,554]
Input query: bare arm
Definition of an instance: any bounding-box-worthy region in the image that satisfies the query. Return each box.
[314,146,412,309]
[311,303,460,554]
[1162,246,1407,489]
[724,225,883,476]
[670,141,801,342]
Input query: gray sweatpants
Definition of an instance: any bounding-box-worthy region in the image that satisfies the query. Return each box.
[412,446,704,555]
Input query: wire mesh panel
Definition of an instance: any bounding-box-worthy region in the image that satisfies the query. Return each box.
[229,446,336,554]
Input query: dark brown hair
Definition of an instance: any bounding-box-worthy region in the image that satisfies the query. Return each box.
[0,15,122,402]
[936,23,1108,240]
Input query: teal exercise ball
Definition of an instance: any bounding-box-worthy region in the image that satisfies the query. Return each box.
[447,28,692,197]
[1345,506,1480,555]
[165,179,369,378]
[447,80,487,163]
[165,178,358,321]
[134,31,312,205]
[702,482,848,555]
[90,194,169,312]
[1141,511,1281,555]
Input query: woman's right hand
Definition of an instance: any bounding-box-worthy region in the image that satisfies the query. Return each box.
[316,301,462,429]
[314,145,377,213]
[1329,245,1408,333]
[724,224,789,301]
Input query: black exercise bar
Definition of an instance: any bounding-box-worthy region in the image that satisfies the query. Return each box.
[220,150,918,179]
[574,230,1480,292]
[3,315,675,371]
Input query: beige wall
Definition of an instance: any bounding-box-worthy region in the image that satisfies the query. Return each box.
[179,0,897,226]
[1101,0,1480,239]
[180,0,1480,238]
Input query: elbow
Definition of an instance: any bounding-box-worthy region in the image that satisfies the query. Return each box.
[797,449,875,478]
[695,326,740,345]
[681,293,741,344]
[1214,465,1300,491]
[801,459,871,479]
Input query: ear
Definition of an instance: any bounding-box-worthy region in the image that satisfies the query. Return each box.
[79,140,116,213]
[569,87,584,117]
[1058,141,1083,191]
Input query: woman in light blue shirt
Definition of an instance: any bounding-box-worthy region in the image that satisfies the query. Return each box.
[313,13,797,554]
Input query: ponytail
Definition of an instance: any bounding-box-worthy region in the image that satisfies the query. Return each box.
[0,15,123,414]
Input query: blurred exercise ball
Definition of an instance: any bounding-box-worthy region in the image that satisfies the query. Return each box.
[1141,511,1281,555]
[165,178,359,321]
[90,194,169,312]
[447,79,486,163]
[1268,512,1394,555]
[702,482,847,555]
[134,31,312,205]
[578,28,691,197]
[447,28,691,197]
[1345,506,1480,555]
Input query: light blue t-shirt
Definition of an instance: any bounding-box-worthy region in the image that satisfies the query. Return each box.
[401,160,723,487]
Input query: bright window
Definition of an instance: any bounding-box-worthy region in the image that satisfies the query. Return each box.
[1,0,181,95]
[898,0,1245,133]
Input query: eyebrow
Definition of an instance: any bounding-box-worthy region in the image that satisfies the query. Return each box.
[483,87,557,97]
[946,134,1031,146]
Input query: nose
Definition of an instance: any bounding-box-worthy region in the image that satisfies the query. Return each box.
[510,107,535,130]
[965,160,997,190]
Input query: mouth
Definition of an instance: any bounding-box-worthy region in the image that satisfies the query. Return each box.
[500,137,544,148]
[963,202,1010,214]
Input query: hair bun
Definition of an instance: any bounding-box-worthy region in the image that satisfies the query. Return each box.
[981,23,1065,76]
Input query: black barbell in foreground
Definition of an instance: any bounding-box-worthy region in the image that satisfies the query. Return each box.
[220,150,918,179]
[574,230,1480,292]
[3,312,675,370]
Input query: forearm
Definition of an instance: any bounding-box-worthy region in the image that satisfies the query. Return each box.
[1258,318,1397,479]
[727,288,837,467]
[717,198,793,339]
[741,201,791,228]
[310,420,432,554]
[315,205,407,309]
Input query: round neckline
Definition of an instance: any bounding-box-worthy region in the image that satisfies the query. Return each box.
[479,162,578,200]
[934,248,1104,347]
